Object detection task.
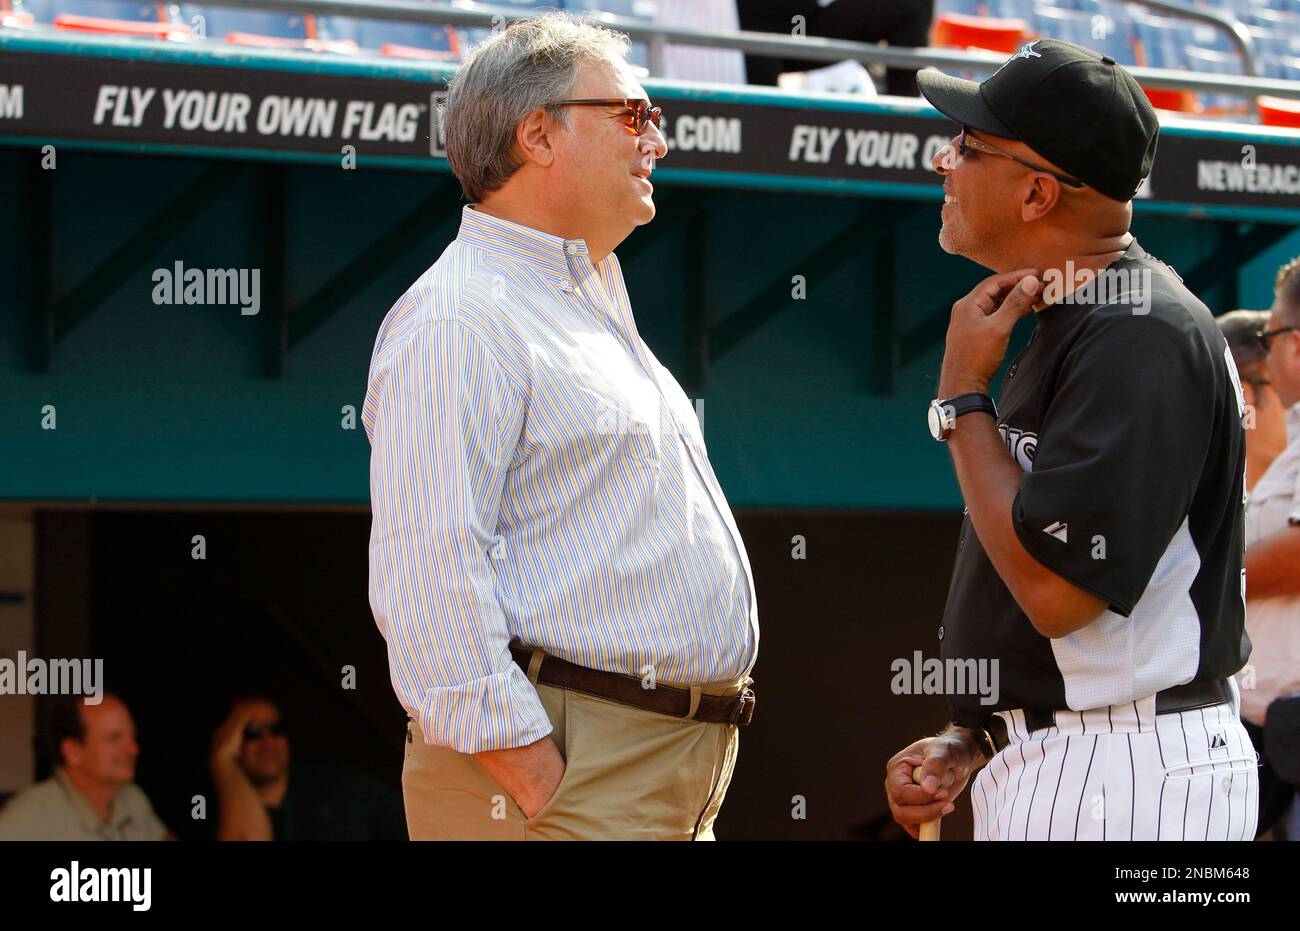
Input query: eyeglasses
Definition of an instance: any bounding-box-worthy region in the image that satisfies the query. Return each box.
[549,98,663,136]
[957,127,1086,189]
[1255,325,1300,351]
[243,721,286,742]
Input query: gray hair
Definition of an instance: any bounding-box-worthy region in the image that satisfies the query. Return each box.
[444,12,631,202]
[1276,256,1300,320]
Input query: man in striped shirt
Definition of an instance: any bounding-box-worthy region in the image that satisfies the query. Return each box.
[363,13,758,840]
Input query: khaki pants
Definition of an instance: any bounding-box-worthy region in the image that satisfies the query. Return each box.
[402,678,744,840]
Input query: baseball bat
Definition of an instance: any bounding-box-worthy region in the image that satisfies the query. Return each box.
[912,764,954,842]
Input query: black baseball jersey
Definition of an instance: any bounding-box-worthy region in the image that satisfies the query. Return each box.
[940,238,1251,728]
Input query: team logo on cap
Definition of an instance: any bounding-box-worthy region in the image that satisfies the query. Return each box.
[1013,40,1043,61]
[993,40,1042,76]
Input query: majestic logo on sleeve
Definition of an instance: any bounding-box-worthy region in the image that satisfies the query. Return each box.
[1043,521,1069,543]
[998,423,1038,472]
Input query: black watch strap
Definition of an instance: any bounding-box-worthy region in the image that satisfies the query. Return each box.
[942,392,998,421]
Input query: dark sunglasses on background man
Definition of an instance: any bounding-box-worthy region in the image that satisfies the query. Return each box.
[549,98,663,136]
[1256,325,1300,351]
[243,721,286,741]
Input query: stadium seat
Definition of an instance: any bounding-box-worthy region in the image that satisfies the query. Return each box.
[325,18,461,61]
[15,0,145,22]
[565,0,653,17]
[1203,0,1275,18]
[1132,9,1233,71]
[457,1,564,62]
[932,12,1029,54]
[1132,14,1200,115]
[934,0,986,16]
[1185,45,1251,117]
[1235,7,1300,33]
[1,0,35,27]
[1142,87,1198,113]
[1279,54,1300,82]
[565,0,653,69]
[992,0,1039,29]
[1257,94,1300,128]
[1033,3,1137,64]
[180,6,355,53]
[1246,26,1300,64]
[1133,11,1190,69]
[21,0,188,39]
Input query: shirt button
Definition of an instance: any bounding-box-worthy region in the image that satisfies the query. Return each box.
[560,280,574,291]
[565,244,579,255]
[1008,362,1018,377]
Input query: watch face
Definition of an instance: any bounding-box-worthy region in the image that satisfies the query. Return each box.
[928,400,945,440]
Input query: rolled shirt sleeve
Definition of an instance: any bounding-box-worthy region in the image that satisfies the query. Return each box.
[367,319,551,753]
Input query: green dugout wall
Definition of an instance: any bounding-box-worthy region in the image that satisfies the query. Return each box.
[2,31,1299,509]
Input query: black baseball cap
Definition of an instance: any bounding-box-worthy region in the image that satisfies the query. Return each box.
[917,39,1159,202]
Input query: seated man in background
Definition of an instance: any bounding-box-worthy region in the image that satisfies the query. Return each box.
[211,696,405,840]
[0,693,169,841]
[1217,308,1286,491]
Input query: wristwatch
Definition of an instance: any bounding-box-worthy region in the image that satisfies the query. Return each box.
[928,393,998,442]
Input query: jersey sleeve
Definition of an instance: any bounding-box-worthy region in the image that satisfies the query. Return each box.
[1012,308,1217,617]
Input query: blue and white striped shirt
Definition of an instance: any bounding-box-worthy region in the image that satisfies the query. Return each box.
[363,205,758,754]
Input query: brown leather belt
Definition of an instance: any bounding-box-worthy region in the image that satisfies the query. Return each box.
[975,678,1235,757]
[509,645,756,727]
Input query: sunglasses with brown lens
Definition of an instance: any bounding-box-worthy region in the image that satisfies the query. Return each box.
[958,127,1086,189]
[549,98,663,135]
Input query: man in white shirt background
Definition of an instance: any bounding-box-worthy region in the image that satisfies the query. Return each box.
[1240,257,1300,840]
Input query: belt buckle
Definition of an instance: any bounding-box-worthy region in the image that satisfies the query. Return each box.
[729,688,756,727]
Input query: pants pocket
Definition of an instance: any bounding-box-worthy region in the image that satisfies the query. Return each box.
[527,690,723,840]
[1158,742,1258,841]
[522,689,575,833]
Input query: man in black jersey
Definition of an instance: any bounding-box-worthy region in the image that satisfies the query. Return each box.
[884,40,1256,840]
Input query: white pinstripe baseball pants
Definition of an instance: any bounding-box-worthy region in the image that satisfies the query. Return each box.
[970,679,1260,841]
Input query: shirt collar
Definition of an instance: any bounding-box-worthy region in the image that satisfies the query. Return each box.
[55,766,131,836]
[457,204,593,285]
[1035,236,1146,326]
